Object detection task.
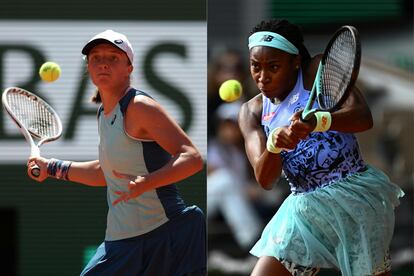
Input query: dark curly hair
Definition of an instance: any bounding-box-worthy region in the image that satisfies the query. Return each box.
[250,19,311,65]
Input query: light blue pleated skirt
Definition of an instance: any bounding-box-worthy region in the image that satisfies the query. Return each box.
[250,165,404,276]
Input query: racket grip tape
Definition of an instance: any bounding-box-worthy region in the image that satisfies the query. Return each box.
[300,114,309,122]
[300,110,314,122]
[31,165,41,177]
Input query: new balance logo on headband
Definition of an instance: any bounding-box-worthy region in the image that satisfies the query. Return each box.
[248,31,299,55]
[260,35,275,42]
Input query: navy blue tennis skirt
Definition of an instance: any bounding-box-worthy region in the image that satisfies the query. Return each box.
[80,206,206,276]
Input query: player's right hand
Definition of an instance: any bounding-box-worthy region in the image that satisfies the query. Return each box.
[271,126,302,151]
[27,156,49,182]
[289,111,315,139]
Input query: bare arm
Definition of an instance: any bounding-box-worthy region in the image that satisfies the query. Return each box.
[329,86,373,132]
[238,96,282,190]
[27,157,107,186]
[112,95,203,204]
[66,160,107,186]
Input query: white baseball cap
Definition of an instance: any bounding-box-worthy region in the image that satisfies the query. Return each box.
[82,29,134,63]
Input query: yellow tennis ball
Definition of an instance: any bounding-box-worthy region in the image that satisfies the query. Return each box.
[219,80,243,102]
[39,61,61,82]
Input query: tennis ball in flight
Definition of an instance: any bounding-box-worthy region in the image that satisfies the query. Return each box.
[219,79,243,102]
[39,61,61,82]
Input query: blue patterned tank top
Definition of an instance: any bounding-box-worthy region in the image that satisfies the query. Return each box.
[261,70,366,194]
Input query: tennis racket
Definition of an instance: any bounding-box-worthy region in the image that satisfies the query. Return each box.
[301,25,361,121]
[2,87,62,177]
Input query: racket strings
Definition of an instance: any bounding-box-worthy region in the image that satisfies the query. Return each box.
[7,93,60,139]
[321,30,356,109]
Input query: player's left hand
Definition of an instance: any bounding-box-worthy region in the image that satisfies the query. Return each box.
[112,170,147,206]
[289,111,315,139]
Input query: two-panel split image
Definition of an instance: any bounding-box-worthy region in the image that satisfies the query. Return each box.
[0,0,413,275]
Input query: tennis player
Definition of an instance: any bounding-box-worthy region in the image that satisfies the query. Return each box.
[238,19,404,276]
[27,30,206,275]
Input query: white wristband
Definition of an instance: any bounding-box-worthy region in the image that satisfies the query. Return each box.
[266,127,282,154]
[313,111,332,132]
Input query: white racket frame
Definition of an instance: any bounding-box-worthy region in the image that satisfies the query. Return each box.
[2,87,62,176]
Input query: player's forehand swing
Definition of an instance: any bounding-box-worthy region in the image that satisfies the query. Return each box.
[27,30,206,276]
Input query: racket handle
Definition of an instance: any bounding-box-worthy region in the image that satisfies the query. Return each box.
[31,165,41,177]
[29,145,41,177]
[300,112,312,122]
